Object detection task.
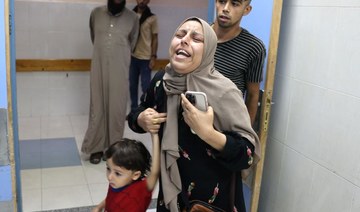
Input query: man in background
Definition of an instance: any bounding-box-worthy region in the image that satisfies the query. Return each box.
[212,0,266,127]
[82,0,139,164]
[129,0,158,113]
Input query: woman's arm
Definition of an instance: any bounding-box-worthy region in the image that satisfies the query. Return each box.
[180,93,255,171]
[214,132,255,172]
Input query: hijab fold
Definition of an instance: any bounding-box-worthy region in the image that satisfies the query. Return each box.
[161,17,261,211]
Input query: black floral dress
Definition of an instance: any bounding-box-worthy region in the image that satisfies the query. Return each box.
[128,71,255,212]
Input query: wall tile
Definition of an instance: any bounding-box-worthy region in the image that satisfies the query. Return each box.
[48,72,69,89]
[288,0,360,7]
[28,1,49,31]
[31,87,49,117]
[285,81,327,162]
[62,72,90,89]
[47,3,69,32]
[63,31,93,58]
[14,1,29,31]
[29,30,49,59]
[319,91,360,186]
[16,72,89,117]
[269,74,294,142]
[15,29,31,59]
[325,8,360,98]
[16,87,32,117]
[291,7,338,88]
[65,3,95,32]
[65,88,89,115]
[259,138,285,212]
[276,5,299,78]
[275,147,315,212]
[308,166,354,212]
[352,187,360,212]
[47,31,69,58]
[48,87,70,116]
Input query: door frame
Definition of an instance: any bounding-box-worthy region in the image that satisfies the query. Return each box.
[250,0,283,211]
[5,0,22,211]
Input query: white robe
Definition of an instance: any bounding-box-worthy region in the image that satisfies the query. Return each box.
[82,6,139,154]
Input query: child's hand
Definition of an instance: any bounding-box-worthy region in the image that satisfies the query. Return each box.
[92,207,101,212]
[92,200,105,212]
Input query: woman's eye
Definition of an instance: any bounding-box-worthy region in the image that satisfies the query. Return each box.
[193,36,204,43]
[175,34,185,39]
[175,30,184,36]
[192,34,204,43]
[115,172,121,177]
[106,167,110,172]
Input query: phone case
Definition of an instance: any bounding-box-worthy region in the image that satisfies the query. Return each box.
[185,91,208,112]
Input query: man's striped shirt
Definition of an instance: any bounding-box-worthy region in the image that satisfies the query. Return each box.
[214,28,266,95]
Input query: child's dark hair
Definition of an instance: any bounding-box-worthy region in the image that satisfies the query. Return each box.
[105,138,151,178]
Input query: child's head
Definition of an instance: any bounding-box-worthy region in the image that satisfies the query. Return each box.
[104,138,151,189]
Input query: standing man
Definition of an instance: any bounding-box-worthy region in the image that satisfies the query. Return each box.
[129,0,158,112]
[212,0,266,127]
[82,0,139,164]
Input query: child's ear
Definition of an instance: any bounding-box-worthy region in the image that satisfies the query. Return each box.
[131,171,142,181]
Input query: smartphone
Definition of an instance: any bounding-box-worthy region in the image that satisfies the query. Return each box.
[185,91,208,134]
[185,91,208,112]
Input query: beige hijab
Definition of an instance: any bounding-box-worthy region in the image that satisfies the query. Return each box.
[160,17,261,211]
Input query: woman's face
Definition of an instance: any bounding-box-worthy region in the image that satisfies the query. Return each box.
[169,20,204,74]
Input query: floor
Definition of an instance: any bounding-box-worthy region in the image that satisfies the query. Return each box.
[18,115,158,211]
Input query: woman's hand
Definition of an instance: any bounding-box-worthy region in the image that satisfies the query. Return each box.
[180,93,214,137]
[137,108,167,134]
[180,94,226,150]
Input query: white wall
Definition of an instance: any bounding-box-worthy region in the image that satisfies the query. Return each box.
[15,0,208,59]
[259,0,360,211]
[16,72,90,117]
